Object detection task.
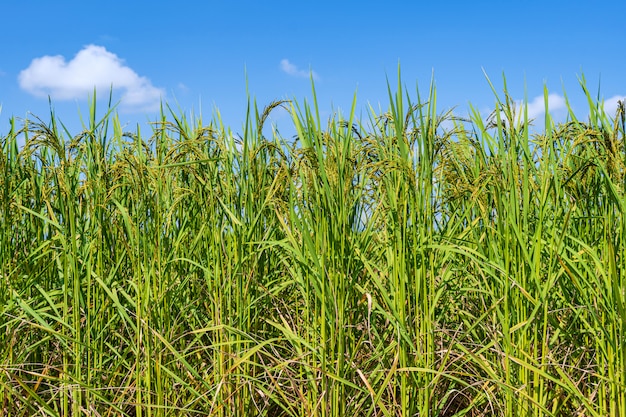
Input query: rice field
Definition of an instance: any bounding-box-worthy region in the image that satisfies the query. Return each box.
[1,75,625,416]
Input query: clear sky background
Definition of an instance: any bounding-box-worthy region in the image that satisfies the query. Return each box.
[1,0,625,138]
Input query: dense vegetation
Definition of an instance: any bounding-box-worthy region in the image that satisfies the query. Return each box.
[1,75,625,416]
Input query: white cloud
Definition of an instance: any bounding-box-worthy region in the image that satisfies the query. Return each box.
[479,93,567,129]
[18,45,164,112]
[280,59,319,80]
[603,95,626,116]
[523,93,566,120]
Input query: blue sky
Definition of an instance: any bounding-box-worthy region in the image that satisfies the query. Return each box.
[1,0,625,138]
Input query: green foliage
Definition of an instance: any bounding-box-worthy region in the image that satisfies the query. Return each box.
[1,75,625,416]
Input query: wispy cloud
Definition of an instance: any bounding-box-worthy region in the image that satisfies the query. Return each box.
[603,95,626,116]
[18,45,164,112]
[280,59,319,80]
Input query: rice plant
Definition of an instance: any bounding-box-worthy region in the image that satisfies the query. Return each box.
[0,73,624,416]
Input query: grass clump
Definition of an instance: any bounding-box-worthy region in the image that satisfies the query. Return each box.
[1,74,625,416]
